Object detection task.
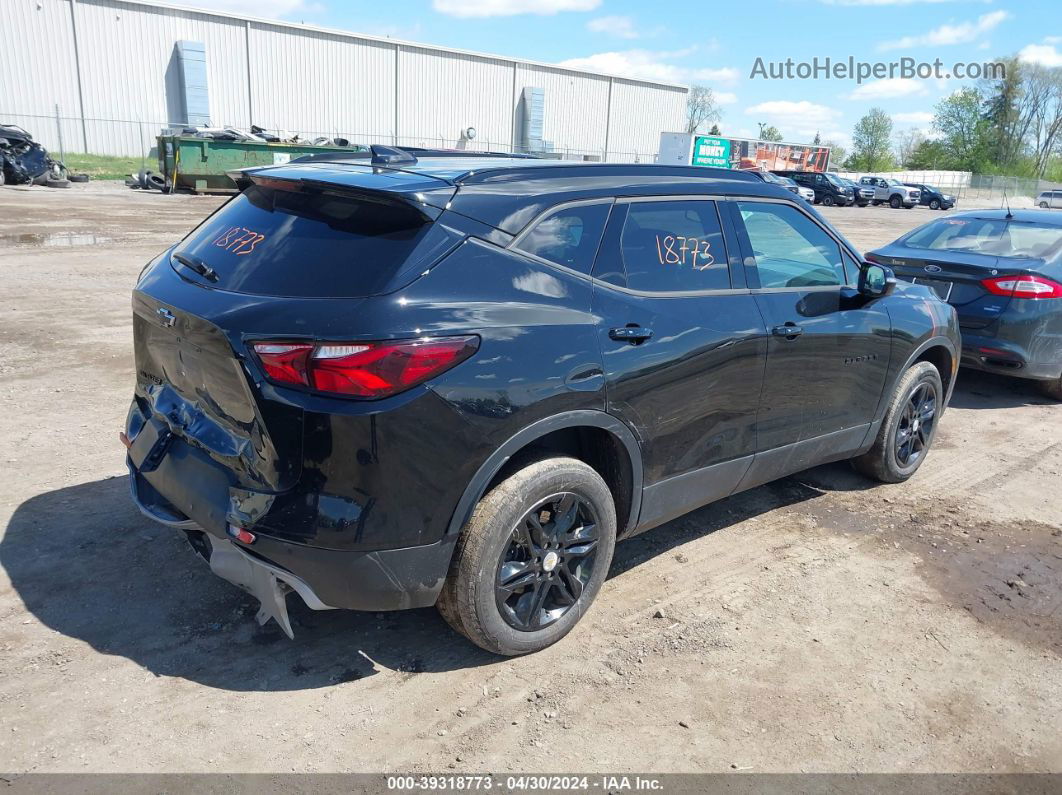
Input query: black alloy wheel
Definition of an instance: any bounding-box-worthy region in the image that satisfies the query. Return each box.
[495,492,599,631]
[894,381,938,468]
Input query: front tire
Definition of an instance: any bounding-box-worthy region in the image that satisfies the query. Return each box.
[930,199,941,210]
[437,457,617,656]
[822,195,835,207]
[890,195,902,209]
[852,362,943,483]
[1040,201,1049,208]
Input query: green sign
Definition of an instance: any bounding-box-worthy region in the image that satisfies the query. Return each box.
[692,135,731,168]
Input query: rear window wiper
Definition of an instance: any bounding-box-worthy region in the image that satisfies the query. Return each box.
[173,251,219,282]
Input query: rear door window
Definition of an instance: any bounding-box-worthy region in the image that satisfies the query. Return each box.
[619,200,730,292]
[513,202,611,275]
[172,184,439,297]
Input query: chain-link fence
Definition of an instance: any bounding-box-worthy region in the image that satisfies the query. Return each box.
[1,108,660,167]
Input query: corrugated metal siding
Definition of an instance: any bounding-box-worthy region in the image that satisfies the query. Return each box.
[607,80,687,162]
[248,22,395,141]
[0,0,82,153]
[71,0,249,154]
[2,0,687,158]
[397,47,513,151]
[513,65,609,157]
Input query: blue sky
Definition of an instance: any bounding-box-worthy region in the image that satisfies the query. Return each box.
[187,0,1061,148]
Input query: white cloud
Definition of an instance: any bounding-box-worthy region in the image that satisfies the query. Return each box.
[848,78,928,99]
[877,10,1009,51]
[1019,42,1062,67]
[587,15,639,39]
[433,0,600,17]
[893,111,935,124]
[558,48,738,84]
[176,0,318,16]
[744,100,844,141]
[715,91,738,105]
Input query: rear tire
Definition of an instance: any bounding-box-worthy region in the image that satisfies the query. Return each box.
[852,362,943,483]
[437,457,617,656]
[1039,376,1062,401]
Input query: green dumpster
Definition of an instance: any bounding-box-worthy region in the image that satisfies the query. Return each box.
[157,135,368,194]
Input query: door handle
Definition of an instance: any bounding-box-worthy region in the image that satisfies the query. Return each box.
[609,325,653,344]
[772,323,804,339]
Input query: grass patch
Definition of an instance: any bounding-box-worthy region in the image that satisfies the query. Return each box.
[61,153,154,181]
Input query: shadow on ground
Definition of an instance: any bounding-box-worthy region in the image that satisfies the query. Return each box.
[2,472,841,692]
[948,368,1056,410]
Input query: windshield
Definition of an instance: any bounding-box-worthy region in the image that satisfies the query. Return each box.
[825,174,846,188]
[904,217,1062,259]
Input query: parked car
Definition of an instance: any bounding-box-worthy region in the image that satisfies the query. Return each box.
[773,170,855,206]
[905,183,956,211]
[860,176,920,209]
[1036,190,1062,209]
[867,209,1062,399]
[838,176,874,206]
[760,170,814,202]
[126,148,959,655]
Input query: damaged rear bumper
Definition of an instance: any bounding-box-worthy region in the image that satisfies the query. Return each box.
[128,461,456,636]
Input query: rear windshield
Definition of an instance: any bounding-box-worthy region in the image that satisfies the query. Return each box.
[172,184,435,297]
[905,217,1062,259]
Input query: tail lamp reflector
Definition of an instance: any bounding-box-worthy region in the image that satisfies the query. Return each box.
[981,274,1062,299]
[251,336,479,399]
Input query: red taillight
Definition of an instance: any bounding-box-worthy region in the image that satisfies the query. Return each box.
[252,342,314,385]
[864,253,882,264]
[251,336,479,399]
[981,274,1062,299]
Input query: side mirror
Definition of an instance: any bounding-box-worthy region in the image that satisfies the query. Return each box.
[858,262,897,298]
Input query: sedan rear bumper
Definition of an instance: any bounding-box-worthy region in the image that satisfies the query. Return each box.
[960,327,1062,381]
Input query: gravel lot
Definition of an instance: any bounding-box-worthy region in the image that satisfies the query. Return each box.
[1,182,1059,774]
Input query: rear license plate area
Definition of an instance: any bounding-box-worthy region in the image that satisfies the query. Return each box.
[909,277,953,301]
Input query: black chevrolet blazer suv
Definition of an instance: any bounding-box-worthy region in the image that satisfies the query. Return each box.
[126,148,960,655]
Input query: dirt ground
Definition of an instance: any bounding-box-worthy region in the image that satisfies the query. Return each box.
[0,182,1059,775]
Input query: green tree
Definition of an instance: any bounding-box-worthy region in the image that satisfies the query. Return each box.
[905,138,952,170]
[933,87,993,171]
[813,131,821,145]
[758,124,783,142]
[849,107,895,171]
[708,123,721,136]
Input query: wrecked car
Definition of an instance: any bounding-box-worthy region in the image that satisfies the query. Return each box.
[0,124,66,187]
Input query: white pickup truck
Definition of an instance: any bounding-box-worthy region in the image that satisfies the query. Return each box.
[859,176,921,209]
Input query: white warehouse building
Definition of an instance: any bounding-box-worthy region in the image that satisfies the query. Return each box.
[1,0,688,161]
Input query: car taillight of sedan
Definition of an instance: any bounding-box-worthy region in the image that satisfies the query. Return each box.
[981,275,1062,299]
